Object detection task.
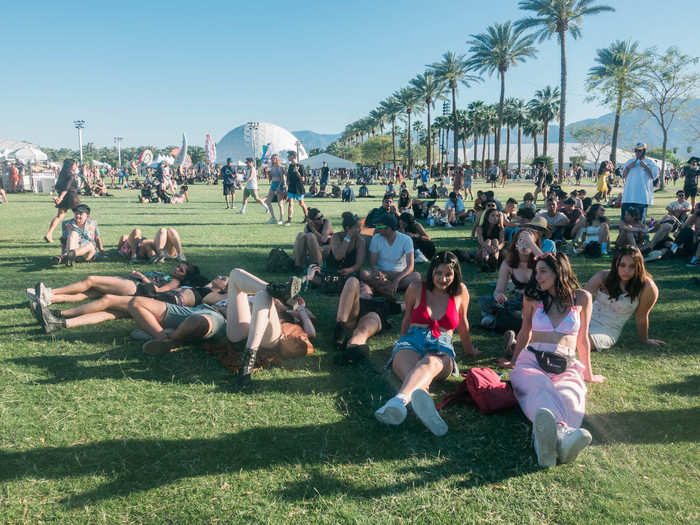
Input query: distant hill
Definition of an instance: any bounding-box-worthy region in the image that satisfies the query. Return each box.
[292,130,342,151]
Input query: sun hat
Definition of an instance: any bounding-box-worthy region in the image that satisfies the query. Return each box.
[522,215,549,232]
[634,142,647,150]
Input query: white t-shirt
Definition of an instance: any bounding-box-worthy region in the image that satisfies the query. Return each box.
[370,231,414,272]
[667,200,691,215]
[245,166,258,189]
[537,210,569,227]
[445,198,465,213]
[622,158,658,205]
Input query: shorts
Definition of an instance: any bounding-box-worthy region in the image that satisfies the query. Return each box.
[117,238,143,258]
[243,188,259,199]
[223,183,235,196]
[162,303,226,340]
[287,192,304,201]
[269,181,281,194]
[56,191,80,211]
[684,184,698,198]
[386,325,458,376]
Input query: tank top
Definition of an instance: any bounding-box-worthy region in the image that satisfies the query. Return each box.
[590,288,639,340]
[410,283,459,337]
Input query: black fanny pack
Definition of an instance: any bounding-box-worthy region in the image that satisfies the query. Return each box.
[527,346,570,374]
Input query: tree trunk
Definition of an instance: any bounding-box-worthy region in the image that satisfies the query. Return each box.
[481,133,487,174]
[533,132,539,159]
[452,87,459,168]
[543,120,549,157]
[407,111,412,173]
[473,132,479,168]
[495,70,505,166]
[610,92,622,166]
[517,121,522,175]
[558,28,567,182]
[462,127,467,166]
[426,103,432,169]
[661,128,668,190]
[391,118,396,167]
[506,126,511,171]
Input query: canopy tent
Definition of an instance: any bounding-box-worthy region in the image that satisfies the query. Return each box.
[301,153,356,170]
[0,140,48,163]
[91,159,111,168]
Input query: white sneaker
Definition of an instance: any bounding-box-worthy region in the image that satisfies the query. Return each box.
[238,207,246,214]
[414,249,429,263]
[264,206,270,214]
[26,288,37,301]
[557,425,592,464]
[411,389,448,436]
[533,408,558,468]
[444,222,453,229]
[176,253,187,263]
[480,314,495,328]
[277,220,284,225]
[266,217,277,224]
[374,397,407,426]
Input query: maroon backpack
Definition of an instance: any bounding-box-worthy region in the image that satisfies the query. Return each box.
[436,367,517,414]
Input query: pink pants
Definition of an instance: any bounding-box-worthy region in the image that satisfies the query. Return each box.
[510,350,587,428]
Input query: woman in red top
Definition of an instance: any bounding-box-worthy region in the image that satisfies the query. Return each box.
[374,251,479,435]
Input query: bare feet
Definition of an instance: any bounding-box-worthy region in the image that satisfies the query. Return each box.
[497,357,515,369]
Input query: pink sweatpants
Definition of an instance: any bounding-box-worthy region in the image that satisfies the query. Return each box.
[510,350,587,428]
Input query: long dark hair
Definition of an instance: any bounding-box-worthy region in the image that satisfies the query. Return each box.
[482,209,502,237]
[425,251,462,297]
[598,161,608,175]
[59,159,76,179]
[585,203,608,224]
[506,228,539,269]
[603,246,648,301]
[525,252,581,313]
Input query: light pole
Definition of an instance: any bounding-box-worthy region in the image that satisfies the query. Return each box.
[114,136,124,168]
[244,122,260,160]
[295,140,302,161]
[73,120,86,164]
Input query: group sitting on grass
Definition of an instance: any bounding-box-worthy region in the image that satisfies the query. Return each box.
[25,154,695,471]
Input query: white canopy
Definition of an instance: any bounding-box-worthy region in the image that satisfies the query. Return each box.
[12,147,48,163]
[302,153,356,170]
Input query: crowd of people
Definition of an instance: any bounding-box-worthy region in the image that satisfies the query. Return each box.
[21,140,699,471]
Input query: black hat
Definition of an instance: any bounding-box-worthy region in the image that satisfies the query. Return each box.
[375,214,398,231]
[73,204,90,215]
[688,157,700,164]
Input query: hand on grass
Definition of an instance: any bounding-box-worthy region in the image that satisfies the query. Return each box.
[644,338,665,346]
[585,374,606,383]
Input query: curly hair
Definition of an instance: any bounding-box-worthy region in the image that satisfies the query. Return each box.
[525,252,581,313]
[425,251,462,297]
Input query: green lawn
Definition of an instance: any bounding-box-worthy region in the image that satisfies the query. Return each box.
[0,181,698,524]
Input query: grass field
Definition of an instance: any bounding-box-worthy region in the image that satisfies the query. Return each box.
[0,180,698,524]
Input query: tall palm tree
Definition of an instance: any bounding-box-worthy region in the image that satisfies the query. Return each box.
[395,87,422,173]
[527,86,560,157]
[369,108,388,137]
[380,96,402,167]
[410,71,448,170]
[481,105,498,173]
[456,109,472,166]
[517,0,615,177]
[586,40,644,165]
[466,21,537,168]
[523,115,543,159]
[428,51,481,168]
[467,101,486,168]
[508,98,527,174]
[503,98,518,170]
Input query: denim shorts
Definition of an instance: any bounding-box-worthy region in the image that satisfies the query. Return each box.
[162,303,226,340]
[287,192,304,201]
[386,326,458,376]
[269,181,281,193]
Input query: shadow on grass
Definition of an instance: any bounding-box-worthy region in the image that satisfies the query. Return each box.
[653,374,700,397]
[586,406,700,445]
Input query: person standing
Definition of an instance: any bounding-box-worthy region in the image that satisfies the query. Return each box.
[9,163,20,193]
[221,158,237,209]
[320,161,330,194]
[682,156,700,210]
[285,151,308,224]
[264,153,287,225]
[44,159,80,243]
[239,158,269,215]
[621,143,658,222]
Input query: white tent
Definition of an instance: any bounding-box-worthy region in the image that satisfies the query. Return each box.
[12,147,48,163]
[302,153,356,170]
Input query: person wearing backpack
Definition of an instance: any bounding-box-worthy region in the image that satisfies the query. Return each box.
[506,253,605,468]
[374,251,479,436]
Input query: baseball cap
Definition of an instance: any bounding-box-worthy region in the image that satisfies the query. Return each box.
[634,142,647,150]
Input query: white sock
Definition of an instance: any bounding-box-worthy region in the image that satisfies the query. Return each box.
[395,393,410,405]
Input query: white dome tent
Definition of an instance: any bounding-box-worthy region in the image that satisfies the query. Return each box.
[302,153,356,170]
[215,122,308,164]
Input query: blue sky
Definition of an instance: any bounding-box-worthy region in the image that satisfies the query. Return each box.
[3,0,699,148]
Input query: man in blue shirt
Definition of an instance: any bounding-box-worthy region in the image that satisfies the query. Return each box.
[220,158,237,209]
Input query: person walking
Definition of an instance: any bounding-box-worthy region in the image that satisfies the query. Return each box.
[621,143,658,222]
[221,158,237,209]
[285,151,308,224]
[44,159,80,243]
[682,156,700,210]
[239,158,269,216]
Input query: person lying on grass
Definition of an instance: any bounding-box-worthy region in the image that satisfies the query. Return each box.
[29,263,208,307]
[505,253,604,468]
[583,246,664,351]
[117,227,187,263]
[332,276,403,365]
[374,251,479,437]
[28,275,230,334]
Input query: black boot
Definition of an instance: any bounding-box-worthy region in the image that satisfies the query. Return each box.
[333,321,345,349]
[235,347,259,387]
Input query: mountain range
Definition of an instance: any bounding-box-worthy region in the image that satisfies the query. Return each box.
[292,130,342,151]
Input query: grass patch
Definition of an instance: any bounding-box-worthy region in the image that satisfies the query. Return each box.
[0,181,698,524]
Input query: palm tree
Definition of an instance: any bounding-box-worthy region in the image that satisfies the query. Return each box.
[369,108,387,137]
[508,98,527,174]
[428,51,481,168]
[527,86,560,157]
[456,109,472,166]
[503,98,518,170]
[523,116,543,159]
[480,105,498,173]
[517,0,615,177]
[380,96,402,167]
[586,40,644,165]
[395,87,422,173]
[467,101,486,169]
[466,21,537,168]
[410,71,448,170]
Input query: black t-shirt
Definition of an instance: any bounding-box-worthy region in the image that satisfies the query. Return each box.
[287,163,306,195]
[321,166,330,181]
[221,165,236,185]
[683,166,699,187]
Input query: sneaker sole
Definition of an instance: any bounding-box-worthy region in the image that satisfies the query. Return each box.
[411,389,448,436]
[288,276,302,302]
[558,428,592,464]
[534,408,558,467]
[374,404,407,426]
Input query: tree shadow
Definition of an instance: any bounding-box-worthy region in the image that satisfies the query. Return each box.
[653,374,699,397]
[585,406,700,445]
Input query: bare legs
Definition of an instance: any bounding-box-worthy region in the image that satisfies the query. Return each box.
[153,227,184,258]
[50,276,138,304]
[294,232,323,268]
[392,350,452,398]
[335,277,381,346]
[287,198,308,223]
[45,209,66,243]
[65,231,96,261]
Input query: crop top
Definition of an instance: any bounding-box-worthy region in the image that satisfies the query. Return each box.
[410,283,459,337]
[532,302,581,335]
